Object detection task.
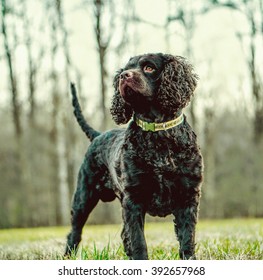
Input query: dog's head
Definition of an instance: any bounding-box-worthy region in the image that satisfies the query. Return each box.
[110,53,198,124]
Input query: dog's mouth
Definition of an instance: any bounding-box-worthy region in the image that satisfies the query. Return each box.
[119,78,138,101]
[120,84,136,99]
[119,79,152,102]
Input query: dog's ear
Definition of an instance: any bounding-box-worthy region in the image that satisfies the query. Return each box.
[157,55,198,113]
[110,70,133,125]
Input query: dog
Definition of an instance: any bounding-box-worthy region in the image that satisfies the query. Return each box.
[65,53,203,259]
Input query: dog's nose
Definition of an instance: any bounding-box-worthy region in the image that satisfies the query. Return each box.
[120,70,133,80]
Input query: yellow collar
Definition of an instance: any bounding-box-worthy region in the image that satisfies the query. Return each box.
[135,113,184,132]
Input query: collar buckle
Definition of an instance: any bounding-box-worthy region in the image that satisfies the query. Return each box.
[143,122,155,132]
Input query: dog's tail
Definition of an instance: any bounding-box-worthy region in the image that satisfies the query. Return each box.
[70,83,100,141]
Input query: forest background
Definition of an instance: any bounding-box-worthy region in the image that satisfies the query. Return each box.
[0,0,262,228]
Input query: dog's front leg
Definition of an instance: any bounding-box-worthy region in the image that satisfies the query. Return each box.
[173,204,199,260]
[122,196,148,260]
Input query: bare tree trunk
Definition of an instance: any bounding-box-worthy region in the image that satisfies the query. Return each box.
[20,0,45,226]
[93,0,108,129]
[55,0,71,82]
[56,110,70,225]
[203,108,217,218]
[92,0,131,129]
[49,13,70,226]
[55,0,79,197]
[1,0,21,136]
[249,18,263,143]
[49,73,70,226]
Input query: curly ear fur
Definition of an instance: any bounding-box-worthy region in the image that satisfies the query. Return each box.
[110,71,133,125]
[157,55,198,114]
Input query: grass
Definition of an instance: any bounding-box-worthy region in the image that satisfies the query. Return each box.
[0,219,262,260]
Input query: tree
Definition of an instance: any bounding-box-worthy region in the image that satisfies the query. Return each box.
[92,0,114,129]
[1,0,21,136]
[46,0,70,226]
[207,0,263,143]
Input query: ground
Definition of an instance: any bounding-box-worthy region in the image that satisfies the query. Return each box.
[0,219,262,260]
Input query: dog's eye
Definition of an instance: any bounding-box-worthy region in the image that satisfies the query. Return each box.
[143,65,155,73]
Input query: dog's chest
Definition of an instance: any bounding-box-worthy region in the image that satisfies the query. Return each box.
[144,144,179,172]
[145,152,180,217]
[121,132,198,217]
[146,171,178,217]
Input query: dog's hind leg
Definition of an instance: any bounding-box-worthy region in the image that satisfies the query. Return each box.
[65,162,99,256]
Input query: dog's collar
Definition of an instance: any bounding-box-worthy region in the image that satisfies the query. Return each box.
[134,113,184,132]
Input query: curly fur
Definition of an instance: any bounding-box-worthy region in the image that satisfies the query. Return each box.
[110,72,133,124]
[65,53,203,260]
[157,55,198,114]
